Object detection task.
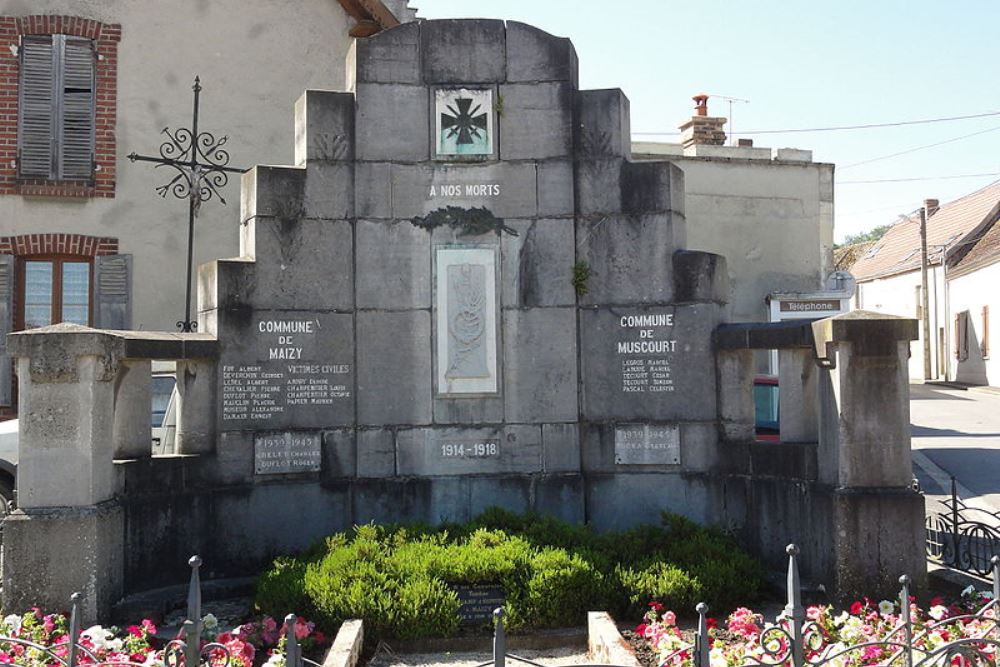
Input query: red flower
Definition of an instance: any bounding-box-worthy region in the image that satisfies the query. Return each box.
[127,626,143,637]
[850,601,863,615]
[635,623,647,635]
[706,618,718,629]
[649,601,664,612]
[930,596,944,607]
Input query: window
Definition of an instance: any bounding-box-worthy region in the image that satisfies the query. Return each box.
[955,311,970,361]
[17,34,95,180]
[16,256,92,329]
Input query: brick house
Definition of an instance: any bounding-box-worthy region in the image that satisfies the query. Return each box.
[0,0,416,415]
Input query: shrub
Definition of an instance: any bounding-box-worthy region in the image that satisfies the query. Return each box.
[255,510,763,641]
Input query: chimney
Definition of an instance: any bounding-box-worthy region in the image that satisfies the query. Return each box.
[924,198,940,217]
[678,93,727,148]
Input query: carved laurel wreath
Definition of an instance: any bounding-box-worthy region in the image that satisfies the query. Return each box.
[411,206,519,237]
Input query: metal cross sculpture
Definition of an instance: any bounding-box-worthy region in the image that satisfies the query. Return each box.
[128,76,245,332]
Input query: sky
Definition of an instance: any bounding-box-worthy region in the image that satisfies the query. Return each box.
[413,0,1000,243]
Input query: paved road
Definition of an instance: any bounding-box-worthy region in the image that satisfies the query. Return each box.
[910,383,1000,511]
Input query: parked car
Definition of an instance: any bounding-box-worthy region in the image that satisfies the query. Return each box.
[0,369,177,513]
[754,374,779,442]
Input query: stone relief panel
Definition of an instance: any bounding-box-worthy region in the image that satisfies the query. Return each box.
[435,247,499,395]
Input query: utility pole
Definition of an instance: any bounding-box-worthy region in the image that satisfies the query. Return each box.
[920,206,932,380]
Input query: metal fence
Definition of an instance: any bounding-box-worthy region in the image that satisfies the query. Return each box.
[0,554,317,667]
[484,544,1000,667]
[926,476,1000,577]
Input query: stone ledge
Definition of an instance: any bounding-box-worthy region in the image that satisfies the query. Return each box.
[588,611,640,667]
[323,619,364,667]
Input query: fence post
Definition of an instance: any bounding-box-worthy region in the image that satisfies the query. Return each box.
[68,592,82,667]
[493,607,506,667]
[951,477,960,568]
[899,575,912,667]
[180,619,195,667]
[783,545,804,667]
[695,603,710,667]
[187,556,203,647]
[285,614,301,667]
[992,556,999,602]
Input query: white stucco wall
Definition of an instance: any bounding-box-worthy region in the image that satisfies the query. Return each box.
[948,262,1000,386]
[856,266,948,381]
[0,0,355,330]
[669,156,835,324]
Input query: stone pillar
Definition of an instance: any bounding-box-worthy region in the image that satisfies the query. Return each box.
[778,348,818,443]
[176,359,217,455]
[716,349,755,442]
[113,359,152,459]
[3,323,124,622]
[812,311,926,601]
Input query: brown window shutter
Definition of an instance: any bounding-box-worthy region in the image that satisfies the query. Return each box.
[17,35,56,178]
[58,36,96,180]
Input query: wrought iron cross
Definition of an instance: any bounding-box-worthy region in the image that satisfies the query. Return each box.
[128,76,245,332]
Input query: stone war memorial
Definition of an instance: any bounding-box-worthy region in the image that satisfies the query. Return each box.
[3,19,926,621]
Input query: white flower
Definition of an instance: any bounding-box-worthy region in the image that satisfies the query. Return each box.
[143,652,165,667]
[963,585,977,597]
[878,600,895,616]
[2,614,21,633]
[929,605,949,621]
[709,646,727,667]
[82,625,113,651]
[106,638,124,652]
[202,613,219,631]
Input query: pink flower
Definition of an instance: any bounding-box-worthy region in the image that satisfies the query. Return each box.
[293,617,313,641]
[662,611,677,627]
[141,619,157,636]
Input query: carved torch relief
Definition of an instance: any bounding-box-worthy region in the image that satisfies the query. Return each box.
[435,247,499,395]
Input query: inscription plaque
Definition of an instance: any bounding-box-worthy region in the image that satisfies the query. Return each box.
[435,247,499,395]
[221,314,353,429]
[616,312,676,395]
[451,583,505,625]
[254,432,322,474]
[614,424,680,465]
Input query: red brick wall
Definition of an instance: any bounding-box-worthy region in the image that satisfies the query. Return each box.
[0,233,118,257]
[0,15,121,198]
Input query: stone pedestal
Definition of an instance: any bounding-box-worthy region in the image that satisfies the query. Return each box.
[2,503,123,623]
[3,323,125,620]
[114,359,152,459]
[812,311,926,599]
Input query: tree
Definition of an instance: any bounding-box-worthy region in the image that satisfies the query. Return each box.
[838,224,891,248]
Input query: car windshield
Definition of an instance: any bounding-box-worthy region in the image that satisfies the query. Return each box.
[151,376,176,428]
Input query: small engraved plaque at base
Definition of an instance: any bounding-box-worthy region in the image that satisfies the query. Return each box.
[614,424,680,465]
[451,583,505,625]
[254,432,322,475]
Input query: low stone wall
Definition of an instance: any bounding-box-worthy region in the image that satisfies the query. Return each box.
[323,620,364,667]
[588,612,640,667]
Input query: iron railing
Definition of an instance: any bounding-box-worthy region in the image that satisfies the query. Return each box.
[0,555,316,667]
[926,476,1000,577]
[484,544,1000,667]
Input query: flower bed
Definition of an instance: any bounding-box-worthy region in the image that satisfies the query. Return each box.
[0,609,328,667]
[635,586,999,667]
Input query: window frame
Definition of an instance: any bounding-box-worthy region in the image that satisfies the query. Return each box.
[14,254,94,330]
[16,33,97,182]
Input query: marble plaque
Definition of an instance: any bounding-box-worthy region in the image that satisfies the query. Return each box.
[435,88,494,156]
[254,432,322,474]
[435,247,499,395]
[614,424,680,465]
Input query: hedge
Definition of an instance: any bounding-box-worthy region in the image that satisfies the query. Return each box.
[255,509,762,640]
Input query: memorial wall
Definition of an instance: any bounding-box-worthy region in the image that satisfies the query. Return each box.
[199,18,729,535]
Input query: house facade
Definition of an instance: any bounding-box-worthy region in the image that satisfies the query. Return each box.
[849,180,1000,384]
[0,0,416,415]
[948,209,1000,386]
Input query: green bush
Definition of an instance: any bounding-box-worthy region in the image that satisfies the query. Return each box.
[255,509,763,641]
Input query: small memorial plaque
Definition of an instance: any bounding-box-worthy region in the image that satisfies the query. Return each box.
[614,424,680,465]
[452,583,505,625]
[254,432,322,475]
